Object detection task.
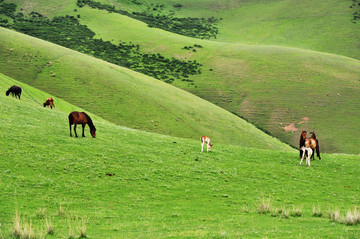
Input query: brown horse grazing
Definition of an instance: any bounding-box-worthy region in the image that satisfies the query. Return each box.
[299,131,321,160]
[68,111,96,138]
[43,97,55,109]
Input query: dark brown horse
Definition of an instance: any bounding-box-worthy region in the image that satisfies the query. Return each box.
[309,132,321,160]
[299,131,321,160]
[68,111,96,138]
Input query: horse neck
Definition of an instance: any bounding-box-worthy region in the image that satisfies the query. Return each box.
[299,138,306,147]
[85,114,95,129]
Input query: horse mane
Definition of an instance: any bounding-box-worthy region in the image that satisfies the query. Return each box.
[84,112,96,130]
[310,132,317,139]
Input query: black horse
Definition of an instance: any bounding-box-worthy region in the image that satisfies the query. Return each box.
[6,85,22,99]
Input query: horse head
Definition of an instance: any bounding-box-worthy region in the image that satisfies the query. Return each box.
[90,127,96,138]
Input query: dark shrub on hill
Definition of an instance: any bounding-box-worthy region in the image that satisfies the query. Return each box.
[351,0,360,22]
[76,0,220,39]
[1,8,202,85]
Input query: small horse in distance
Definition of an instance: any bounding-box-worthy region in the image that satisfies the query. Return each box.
[299,146,313,167]
[299,131,321,160]
[6,85,22,99]
[201,136,213,152]
[68,111,96,138]
[43,97,55,109]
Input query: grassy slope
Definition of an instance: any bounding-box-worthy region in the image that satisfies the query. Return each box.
[0,28,292,152]
[2,10,360,155]
[1,74,360,238]
[70,6,360,154]
[10,0,359,60]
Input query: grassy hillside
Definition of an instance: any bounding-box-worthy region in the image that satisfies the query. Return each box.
[1,73,360,238]
[1,0,360,154]
[7,0,359,59]
[1,18,360,154]
[0,31,292,152]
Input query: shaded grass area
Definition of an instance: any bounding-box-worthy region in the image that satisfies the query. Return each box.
[0,72,360,238]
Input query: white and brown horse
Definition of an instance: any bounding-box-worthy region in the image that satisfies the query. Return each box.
[201,136,213,152]
[299,131,321,160]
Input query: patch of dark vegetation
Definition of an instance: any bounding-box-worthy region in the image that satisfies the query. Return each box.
[0,1,16,18]
[76,0,220,39]
[350,0,360,23]
[182,44,203,52]
[0,5,202,84]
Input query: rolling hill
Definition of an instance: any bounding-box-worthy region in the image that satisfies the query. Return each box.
[1,73,360,238]
[1,3,360,154]
[0,31,292,152]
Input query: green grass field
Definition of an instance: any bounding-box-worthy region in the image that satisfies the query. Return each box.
[1,1,360,236]
[1,73,360,238]
[1,0,360,154]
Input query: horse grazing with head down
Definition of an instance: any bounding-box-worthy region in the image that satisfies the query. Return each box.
[299,131,321,160]
[43,97,55,109]
[68,111,96,138]
[6,85,22,99]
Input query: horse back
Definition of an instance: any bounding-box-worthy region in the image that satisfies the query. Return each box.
[69,111,88,124]
[305,138,317,149]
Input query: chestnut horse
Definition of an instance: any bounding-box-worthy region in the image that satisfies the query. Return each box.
[299,131,321,160]
[68,111,96,138]
[43,97,55,109]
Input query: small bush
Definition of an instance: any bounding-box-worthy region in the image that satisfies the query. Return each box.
[312,205,323,217]
[328,208,341,222]
[68,221,75,239]
[78,218,88,238]
[46,218,54,235]
[281,207,289,219]
[13,212,21,238]
[258,198,271,214]
[270,208,281,217]
[345,208,360,225]
[291,207,302,217]
[59,204,66,217]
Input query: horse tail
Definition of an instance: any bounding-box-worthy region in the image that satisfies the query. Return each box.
[201,136,204,143]
[68,113,74,125]
[315,140,321,160]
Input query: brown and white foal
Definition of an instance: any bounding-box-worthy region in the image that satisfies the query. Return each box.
[201,136,213,152]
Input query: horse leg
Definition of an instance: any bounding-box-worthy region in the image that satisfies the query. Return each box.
[69,124,72,137]
[311,147,315,160]
[299,149,304,165]
[201,141,204,152]
[74,123,78,138]
[82,124,86,137]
